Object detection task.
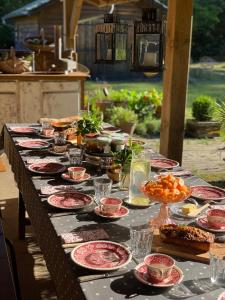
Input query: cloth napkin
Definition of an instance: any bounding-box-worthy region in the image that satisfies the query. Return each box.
[40,185,77,196]
[60,228,109,244]
[26,158,57,164]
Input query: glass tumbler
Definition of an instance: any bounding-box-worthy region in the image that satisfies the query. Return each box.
[68,147,82,166]
[94,178,112,204]
[130,223,154,259]
[210,254,225,287]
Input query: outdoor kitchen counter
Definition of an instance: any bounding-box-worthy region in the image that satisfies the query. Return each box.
[0,71,89,130]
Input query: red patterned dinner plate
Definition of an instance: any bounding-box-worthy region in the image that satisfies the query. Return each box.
[191,185,225,201]
[47,192,93,210]
[151,158,179,169]
[10,127,37,134]
[218,291,225,300]
[61,172,91,183]
[94,206,129,219]
[28,162,66,174]
[134,263,183,287]
[71,241,132,271]
[17,139,50,149]
[196,215,225,233]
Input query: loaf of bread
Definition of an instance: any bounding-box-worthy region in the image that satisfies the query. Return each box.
[159,224,214,252]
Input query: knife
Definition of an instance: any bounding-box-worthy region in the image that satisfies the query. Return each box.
[78,270,128,283]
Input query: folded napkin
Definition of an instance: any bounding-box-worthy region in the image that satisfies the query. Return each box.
[27,158,57,164]
[210,205,225,210]
[60,228,109,244]
[40,185,77,196]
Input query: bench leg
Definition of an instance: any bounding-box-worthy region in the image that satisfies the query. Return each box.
[18,192,25,240]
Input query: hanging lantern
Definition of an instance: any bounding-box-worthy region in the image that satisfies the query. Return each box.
[133,8,166,72]
[95,14,128,63]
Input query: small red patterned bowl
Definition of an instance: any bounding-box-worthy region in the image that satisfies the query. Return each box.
[207,209,225,229]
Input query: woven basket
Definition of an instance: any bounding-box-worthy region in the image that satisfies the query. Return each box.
[0,58,30,74]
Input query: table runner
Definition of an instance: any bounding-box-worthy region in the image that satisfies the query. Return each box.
[2,124,225,300]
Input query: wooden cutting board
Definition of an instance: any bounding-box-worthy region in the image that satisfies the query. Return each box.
[152,230,225,263]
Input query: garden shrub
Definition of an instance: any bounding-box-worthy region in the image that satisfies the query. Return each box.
[109,106,138,127]
[192,95,216,121]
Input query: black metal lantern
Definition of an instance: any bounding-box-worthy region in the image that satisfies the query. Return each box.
[133,8,165,72]
[95,14,128,63]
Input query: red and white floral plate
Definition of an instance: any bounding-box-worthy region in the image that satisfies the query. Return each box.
[61,172,91,183]
[47,192,93,210]
[196,215,225,233]
[71,241,132,271]
[17,139,50,149]
[10,127,37,134]
[191,185,225,201]
[134,262,183,287]
[218,291,225,300]
[28,162,66,175]
[94,206,129,219]
[151,158,179,170]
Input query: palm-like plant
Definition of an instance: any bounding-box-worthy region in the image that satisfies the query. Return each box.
[216,101,225,129]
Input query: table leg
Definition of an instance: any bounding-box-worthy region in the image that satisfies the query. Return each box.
[18,192,26,240]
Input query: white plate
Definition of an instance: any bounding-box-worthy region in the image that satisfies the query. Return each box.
[170,200,199,219]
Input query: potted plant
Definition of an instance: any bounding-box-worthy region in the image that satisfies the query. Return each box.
[76,112,102,145]
[109,107,138,135]
[186,95,220,138]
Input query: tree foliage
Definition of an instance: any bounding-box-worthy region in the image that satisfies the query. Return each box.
[0,0,31,18]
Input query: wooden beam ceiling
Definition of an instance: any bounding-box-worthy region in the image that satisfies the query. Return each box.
[160,0,193,165]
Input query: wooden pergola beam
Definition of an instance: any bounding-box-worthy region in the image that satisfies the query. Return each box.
[160,0,193,165]
[70,0,84,39]
[63,0,74,49]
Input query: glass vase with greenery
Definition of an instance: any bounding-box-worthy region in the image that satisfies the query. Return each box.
[113,141,142,189]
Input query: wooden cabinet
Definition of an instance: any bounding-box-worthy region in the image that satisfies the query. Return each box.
[0,72,87,130]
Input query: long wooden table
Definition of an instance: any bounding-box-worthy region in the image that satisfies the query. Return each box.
[2,123,225,300]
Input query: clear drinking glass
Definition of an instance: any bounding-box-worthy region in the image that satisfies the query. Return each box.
[68,147,82,166]
[128,150,151,205]
[130,223,154,259]
[210,254,225,287]
[41,122,54,136]
[94,178,112,204]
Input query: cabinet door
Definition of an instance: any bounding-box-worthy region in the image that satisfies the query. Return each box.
[19,81,41,122]
[0,82,18,130]
[42,81,80,119]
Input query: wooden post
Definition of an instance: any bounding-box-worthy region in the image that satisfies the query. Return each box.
[160,0,193,165]
[63,0,74,49]
[70,0,84,42]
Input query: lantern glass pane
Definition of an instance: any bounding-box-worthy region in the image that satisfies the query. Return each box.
[136,34,160,67]
[96,33,113,61]
[115,33,127,61]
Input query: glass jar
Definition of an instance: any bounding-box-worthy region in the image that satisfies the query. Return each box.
[84,136,98,153]
[128,150,151,205]
[97,137,112,153]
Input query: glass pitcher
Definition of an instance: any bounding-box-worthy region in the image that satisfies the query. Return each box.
[128,150,151,206]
